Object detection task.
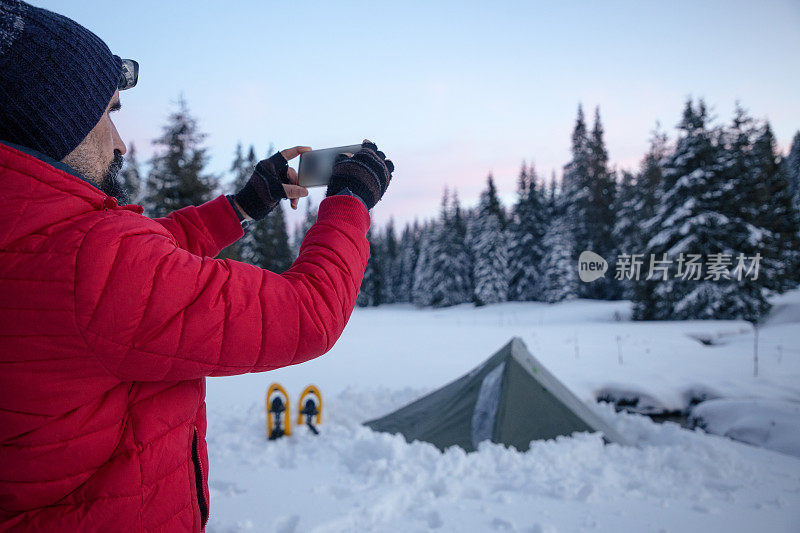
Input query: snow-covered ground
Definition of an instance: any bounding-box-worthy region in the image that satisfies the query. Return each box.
[205,290,800,532]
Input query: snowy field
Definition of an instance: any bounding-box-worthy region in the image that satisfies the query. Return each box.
[204,291,800,532]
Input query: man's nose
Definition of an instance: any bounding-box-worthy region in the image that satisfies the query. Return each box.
[111,120,127,156]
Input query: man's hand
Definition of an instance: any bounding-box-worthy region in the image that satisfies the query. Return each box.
[280,146,312,211]
[232,199,253,221]
[325,140,394,211]
[232,146,311,221]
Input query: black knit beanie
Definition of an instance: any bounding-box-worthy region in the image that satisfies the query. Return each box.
[0,0,124,161]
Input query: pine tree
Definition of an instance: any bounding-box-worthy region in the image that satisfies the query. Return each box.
[451,190,473,301]
[508,162,547,301]
[469,177,509,306]
[425,188,473,307]
[396,220,421,303]
[483,173,506,229]
[610,168,637,298]
[781,132,800,233]
[119,142,142,205]
[380,218,400,304]
[545,170,558,213]
[611,170,635,249]
[357,227,383,307]
[585,108,618,298]
[142,95,218,218]
[633,99,769,321]
[713,107,796,301]
[411,220,437,307]
[562,104,590,205]
[229,144,294,272]
[561,104,591,296]
[634,126,667,248]
[613,126,667,298]
[218,143,258,261]
[229,142,253,192]
[238,203,294,272]
[538,214,579,303]
[748,122,800,291]
[561,105,619,299]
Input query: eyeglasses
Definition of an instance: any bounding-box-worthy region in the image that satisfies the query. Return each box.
[118,59,139,91]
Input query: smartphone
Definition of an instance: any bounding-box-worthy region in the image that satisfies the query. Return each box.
[298,145,362,187]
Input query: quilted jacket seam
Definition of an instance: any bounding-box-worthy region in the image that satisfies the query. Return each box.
[126,382,185,409]
[36,413,135,512]
[173,257,212,369]
[2,250,73,255]
[13,492,141,509]
[130,250,172,351]
[72,215,124,382]
[78,328,280,370]
[0,407,50,417]
[292,283,328,359]
[314,222,366,263]
[0,277,71,283]
[204,194,245,252]
[0,493,141,525]
[141,455,191,489]
[1,417,122,452]
[128,409,146,531]
[189,211,219,259]
[0,467,96,485]
[82,222,177,337]
[148,500,193,531]
[0,332,77,340]
[218,266,232,369]
[161,213,215,257]
[286,273,301,365]
[154,206,215,258]
[0,306,72,311]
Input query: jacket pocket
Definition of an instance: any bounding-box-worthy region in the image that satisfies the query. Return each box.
[191,428,209,528]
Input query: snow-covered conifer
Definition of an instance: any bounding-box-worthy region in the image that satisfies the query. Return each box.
[395,220,421,303]
[469,177,509,306]
[424,188,473,307]
[142,96,218,218]
[508,162,547,301]
[358,227,383,307]
[538,214,578,303]
[633,100,769,321]
[411,221,437,307]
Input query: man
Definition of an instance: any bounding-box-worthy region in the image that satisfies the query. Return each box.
[0,1,393,531]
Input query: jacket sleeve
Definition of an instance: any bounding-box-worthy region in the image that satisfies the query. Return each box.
[151,195,244,258]
[73,195,370,381]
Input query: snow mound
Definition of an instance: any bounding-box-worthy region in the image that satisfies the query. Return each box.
[690,398,800,458]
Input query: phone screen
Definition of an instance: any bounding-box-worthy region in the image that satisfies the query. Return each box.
[298,145,362,187]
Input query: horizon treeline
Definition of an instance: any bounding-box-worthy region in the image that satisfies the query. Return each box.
[120,96,800,322]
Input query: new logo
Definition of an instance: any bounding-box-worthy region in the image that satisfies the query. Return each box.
[578,251,607,282]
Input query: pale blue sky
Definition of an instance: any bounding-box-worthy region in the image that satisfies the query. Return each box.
[35,0,800,229]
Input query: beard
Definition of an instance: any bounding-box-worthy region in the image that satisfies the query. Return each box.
[100,150,130,205]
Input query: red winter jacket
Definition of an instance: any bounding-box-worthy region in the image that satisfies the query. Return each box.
[0,141,370,532]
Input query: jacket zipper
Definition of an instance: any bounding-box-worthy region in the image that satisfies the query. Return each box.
[191,428,209,529]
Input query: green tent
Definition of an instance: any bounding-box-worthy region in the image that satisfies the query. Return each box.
[365,337,631,452]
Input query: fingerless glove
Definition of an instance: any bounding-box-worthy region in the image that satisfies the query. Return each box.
[325,141,394,211]
[232,151,289,221]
